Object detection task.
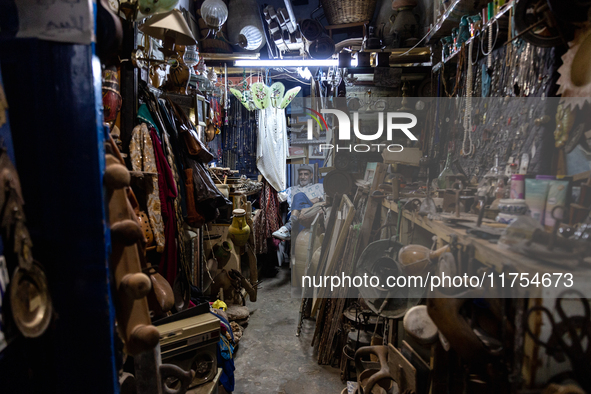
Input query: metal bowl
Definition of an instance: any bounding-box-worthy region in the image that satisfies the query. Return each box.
[9,263,52,338]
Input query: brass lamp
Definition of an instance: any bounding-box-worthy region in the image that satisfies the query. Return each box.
[139,9,196,94]
[139,9,197,58]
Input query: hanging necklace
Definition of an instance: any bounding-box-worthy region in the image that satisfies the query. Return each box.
[462,40,475,157]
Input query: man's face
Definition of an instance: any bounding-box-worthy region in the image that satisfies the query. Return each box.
[298,170,312,186]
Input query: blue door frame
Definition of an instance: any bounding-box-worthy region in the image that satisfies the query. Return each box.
[0,11,119,394]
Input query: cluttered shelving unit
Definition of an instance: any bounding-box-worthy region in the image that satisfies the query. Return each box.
[432,1,514,72]
[426,0,489,43]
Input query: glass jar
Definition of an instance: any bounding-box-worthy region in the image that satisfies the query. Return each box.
[437,152,454,189]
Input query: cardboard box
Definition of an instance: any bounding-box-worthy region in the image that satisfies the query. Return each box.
[382,147,422,166]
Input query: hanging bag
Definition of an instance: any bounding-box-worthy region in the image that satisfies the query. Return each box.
[166,98,213,163]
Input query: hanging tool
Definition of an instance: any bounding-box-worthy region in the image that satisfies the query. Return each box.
[454,180,464,218]
[526,290,591,392]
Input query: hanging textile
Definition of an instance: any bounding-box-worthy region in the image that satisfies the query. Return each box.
[157,100,188,219]
[139,84,192,284]
[150,98,190,281]
[137,103,160,136]
[129,123,165,253]
[256,106,288,192]
[253,178,282,254]
[220,96,258,176]
[150,127,178,285]
[162,119,192,284]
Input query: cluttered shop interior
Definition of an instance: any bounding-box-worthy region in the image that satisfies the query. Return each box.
[1,0,591,393]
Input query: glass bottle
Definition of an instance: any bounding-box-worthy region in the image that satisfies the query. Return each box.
[437,152,454,189]
[495,177,505,200]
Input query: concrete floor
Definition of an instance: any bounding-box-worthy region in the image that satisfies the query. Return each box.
[233,266,344,394]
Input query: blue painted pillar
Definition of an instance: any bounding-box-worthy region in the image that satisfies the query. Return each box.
[0,26,118,394]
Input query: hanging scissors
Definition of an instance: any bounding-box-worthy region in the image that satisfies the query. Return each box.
[526,289,591,391]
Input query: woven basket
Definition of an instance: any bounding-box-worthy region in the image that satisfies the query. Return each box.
[321,0,378,25]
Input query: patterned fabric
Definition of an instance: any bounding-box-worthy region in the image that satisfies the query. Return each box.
[158,121,190,282]
[254,178,282,254]
[283,183,324,207]
[151,128,178,285]
[129,123,165,252]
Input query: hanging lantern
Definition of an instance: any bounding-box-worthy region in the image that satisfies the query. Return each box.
[196,58,207,76]
[208,67,218,83]
[184,45,199,74]
[200,0,228,32]
[227,0,266,51]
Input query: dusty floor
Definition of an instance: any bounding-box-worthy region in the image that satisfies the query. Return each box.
[233,266,344,394]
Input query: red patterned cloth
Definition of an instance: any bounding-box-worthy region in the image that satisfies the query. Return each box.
[254,177,282,254]
[151,128,178,285]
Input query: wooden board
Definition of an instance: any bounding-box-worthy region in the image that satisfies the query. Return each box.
[401,340,430,372]
[320,195,355,288]
[310,194,342,317]
[312,195,355,315]
[401,340,431,394]
[311,211,342,315]
[305,213,322,278]
[388,344,417,394]
[356,163,388,262]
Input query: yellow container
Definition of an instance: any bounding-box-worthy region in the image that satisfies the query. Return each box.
[228,209,250,247]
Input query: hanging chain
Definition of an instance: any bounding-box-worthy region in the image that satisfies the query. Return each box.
[488,24,493,68]
[462,39,475,157]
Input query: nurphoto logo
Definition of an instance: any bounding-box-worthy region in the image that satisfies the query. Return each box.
[306,108,418,153]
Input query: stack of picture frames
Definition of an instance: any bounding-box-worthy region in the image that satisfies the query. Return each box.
[295,163,389,367]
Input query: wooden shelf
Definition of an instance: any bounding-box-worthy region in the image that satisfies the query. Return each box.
[432,2,513,73]
[382,199,591,289]
[426,0,487,43]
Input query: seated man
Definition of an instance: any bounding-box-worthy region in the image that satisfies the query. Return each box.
[273,165,324,241]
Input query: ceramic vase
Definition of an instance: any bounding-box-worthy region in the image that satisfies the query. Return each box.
[228,209,250,247]
[102,66,122,123]
[212,241,232,268]
[390,0,419,48]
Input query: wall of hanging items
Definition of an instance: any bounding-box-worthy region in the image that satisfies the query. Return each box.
[431,43,558,179]
[218,96,259,177]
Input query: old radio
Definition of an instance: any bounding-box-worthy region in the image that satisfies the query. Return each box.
[156,312,220,388]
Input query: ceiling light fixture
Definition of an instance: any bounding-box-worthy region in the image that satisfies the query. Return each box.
[200,0,228,32]
[234,59,338,67]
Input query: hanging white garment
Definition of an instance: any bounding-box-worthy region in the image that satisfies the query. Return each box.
[257,107,288,192]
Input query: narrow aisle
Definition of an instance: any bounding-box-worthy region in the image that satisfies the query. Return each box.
[233,266,343,394]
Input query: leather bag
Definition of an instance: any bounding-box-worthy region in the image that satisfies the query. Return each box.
[166,98,213,163]
[184,168,205,227]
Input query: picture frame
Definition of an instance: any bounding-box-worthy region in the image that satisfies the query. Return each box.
[364,162,378,184]
[196,94,206,127]
[288,146,306,159]
[290,96,304,115]
[308,143,326,160]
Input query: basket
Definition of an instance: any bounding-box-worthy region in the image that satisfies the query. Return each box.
[321,0,378,25]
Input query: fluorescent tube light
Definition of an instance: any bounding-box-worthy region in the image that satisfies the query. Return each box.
[234,59,338,67]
